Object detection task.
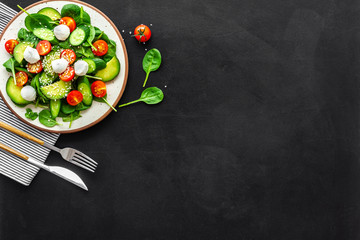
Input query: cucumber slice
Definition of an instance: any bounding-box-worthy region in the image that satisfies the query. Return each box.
[40,80,72,100]
[82,59,96,73]
[50,99,61,118]
[38,7,61,21]
[94,56,120,82]
[91,58,106,71]
[6,77,31,105]
[69,25,89,46]
[77,76,93,105]
[33,28,56,42]
[39,72,57,86]
[13,42,33,64]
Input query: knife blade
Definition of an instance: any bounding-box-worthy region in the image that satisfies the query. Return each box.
[0,142,88,190]
[27,157,88,191]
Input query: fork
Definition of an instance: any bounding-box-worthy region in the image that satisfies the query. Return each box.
[0,121,97,172]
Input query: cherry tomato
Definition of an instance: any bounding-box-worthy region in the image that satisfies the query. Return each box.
[14,71,28,87]
[5,39,19,54]
[36,40,51,56]
[59,17,76,32]
[67,90,83,106]
[92,40,108,56]
[27,60,43,74]
[60,49,76,65]
[133,24,151,43]
[91,81,107,98]
[59,66,75,82]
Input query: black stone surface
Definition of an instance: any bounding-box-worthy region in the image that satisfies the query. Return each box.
[1,0,360,239]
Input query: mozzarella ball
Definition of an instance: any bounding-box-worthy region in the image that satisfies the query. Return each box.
[74,60,89,76]
[54,25,70,41]
[20,85,36,101]
[23,47,40,64]
[51,59,69,73]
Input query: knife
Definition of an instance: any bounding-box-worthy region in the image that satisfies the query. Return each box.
[0,142,88,191]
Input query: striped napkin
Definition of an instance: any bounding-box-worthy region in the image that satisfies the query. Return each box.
[0,2,60,186]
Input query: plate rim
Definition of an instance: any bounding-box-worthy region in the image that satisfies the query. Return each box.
[0,0,129,134]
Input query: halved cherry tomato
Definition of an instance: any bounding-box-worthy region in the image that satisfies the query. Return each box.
[67,90,83,106]
[27,60,43,74]
[133,24,151,43]
[59,17,76,32]
[92,40,108,56]
[36,40,51,56]
[59,66,75,82]
[14,71,28,87]
[91,81,107,98]
[60,49,76,65]
[5,39,19,54]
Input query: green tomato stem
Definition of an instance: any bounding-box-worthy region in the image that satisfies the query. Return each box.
[84,75,102,80]
[143,71,150,87]
[102,97,117,112]
[118,99,141,108]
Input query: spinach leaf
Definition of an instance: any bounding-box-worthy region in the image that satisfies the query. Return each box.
[18,28,29,40]
[39,109,60,127]
[61,4,90,24]
[87,25,96,49]
[75,46,94,58]
[75,7,91,25]
[76,102,91,111]
[25,108,38,120]
[142,48,162,87]
[31,74,48,104]
[118,87,164,108]
[103,41,116,62]
[94,94,117,112]
[62,110,81,128]
[58,39,71,49]
[3,57,19,84]
[61,101,76,114]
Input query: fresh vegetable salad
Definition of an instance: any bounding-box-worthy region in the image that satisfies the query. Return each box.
[3,4,120,128]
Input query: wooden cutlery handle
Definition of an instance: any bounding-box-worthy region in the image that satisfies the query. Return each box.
[0,142,29,160]
[0,121,44,145]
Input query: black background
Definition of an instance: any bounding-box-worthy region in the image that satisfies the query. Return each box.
[1,0,360,239]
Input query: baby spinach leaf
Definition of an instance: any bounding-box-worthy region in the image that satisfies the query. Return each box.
[94,94,117,112]
[61,4,90,24]
[103,42,116,62]
[61,4,80,18]
[25,108,38,120]
[31,74,48,104]
[17,28,29,40]
[39,109,60,127]
[118,87,164,108]
[58,39,71,49]
[61,101,76,115]
[87,25,96,49]
[18,5,53,32]
[142,48,162,87]
[62,110,81,128]
[76,102,91,111]
[3,57,19,84]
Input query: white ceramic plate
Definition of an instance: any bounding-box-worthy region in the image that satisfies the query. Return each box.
[0,0,128,133]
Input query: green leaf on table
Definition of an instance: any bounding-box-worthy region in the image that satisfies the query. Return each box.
[142,48,161,87]
[118,87,164,108]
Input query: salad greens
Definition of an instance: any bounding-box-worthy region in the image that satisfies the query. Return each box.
[142,48,161,87]
[25,108,38,120]
[3,4,121,128]
[119,87,164,108]
[39,109,60,127]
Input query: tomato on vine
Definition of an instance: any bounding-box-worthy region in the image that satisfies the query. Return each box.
[132,24,151,43]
